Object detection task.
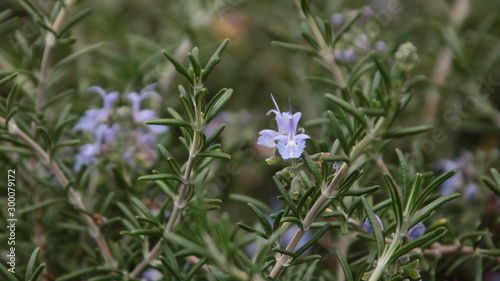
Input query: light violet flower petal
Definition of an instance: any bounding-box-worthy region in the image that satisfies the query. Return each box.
[139,90,159,100]
[331,13,344,27]
[94,123,120,144]
[464,183,478,200]
[291,112,302,129]
[141,83,159,93]
[94,124,109,144]
[363,215,384,234]
[128,90,167,134]
[266,109,280,116]
[73,88,119,132]
[102,92,119,111]
[296,134,310,140]
[73,109,102,132]
[135,109,156,123]
[275,136,300,159]
[276,112,291,134]
[136,109,168,134]
[141,268,163,281]
[440,170,463,196]
[148,124,168,134]
[257,129,279,148]
[258,95,310,159]
[74,143,98,171]
[88,86,108,98]
[137,131,158,148]
[407,222,426,241]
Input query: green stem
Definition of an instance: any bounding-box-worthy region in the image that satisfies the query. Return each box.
[129,130,201,278]
[296,1,346,88]
[36,0,76,113]
[130,88,204,277]
[368,231,404,281]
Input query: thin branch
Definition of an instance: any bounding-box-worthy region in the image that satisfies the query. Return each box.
[294,1,346,88]
[421,242,500,263]
[0,117,117,267]
[381,236,500,264]
[129,131,200,278]
[36,0,76,113]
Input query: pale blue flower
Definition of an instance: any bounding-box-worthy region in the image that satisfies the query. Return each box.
[407,222,426,241]
[435,151,473,196]
[464,182,478,200]
[128,84,168,134]
[334,49,356,64]
[73,86,119,132]
[136,131,157,148]
[273,113,310,159]
[74,124,119,171]
[258,95,310,159]
[74,143,99,171]
[363,215,384,234]
[361,6,373,20]
[141,268,163,281]
[375,41,387,54]
[331,13,344,27]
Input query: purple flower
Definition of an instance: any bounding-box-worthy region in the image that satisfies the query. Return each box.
[343,49,357,63]
[257,95,310,159]
[375,41,387,54]
[334,49,357,64]
[136,131,157,149]
[407,222,426,241]
[331,13,344,27]
[74,143,99,171]
[363,215,384,234]
[95,123,120,145]
[73,86,119,132]
[128,84,167,134]
[141,268,163,281]
[361,6,373,21]
[435,151,474,196]
[74,124,119,171]
[464,183,478,200]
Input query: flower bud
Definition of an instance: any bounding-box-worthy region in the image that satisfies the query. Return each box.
[464,183,478,200]
[290,176,303,198]
[266,155,283,165]
[363,215,384,234]
[375,41,387,54]
[407,222,426,241]
[331,13,345,27]
[143,268,163,281]
[343,49,356,63]
[394,42,420,71]
[361,6,373,21]
[276,167,292,178]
